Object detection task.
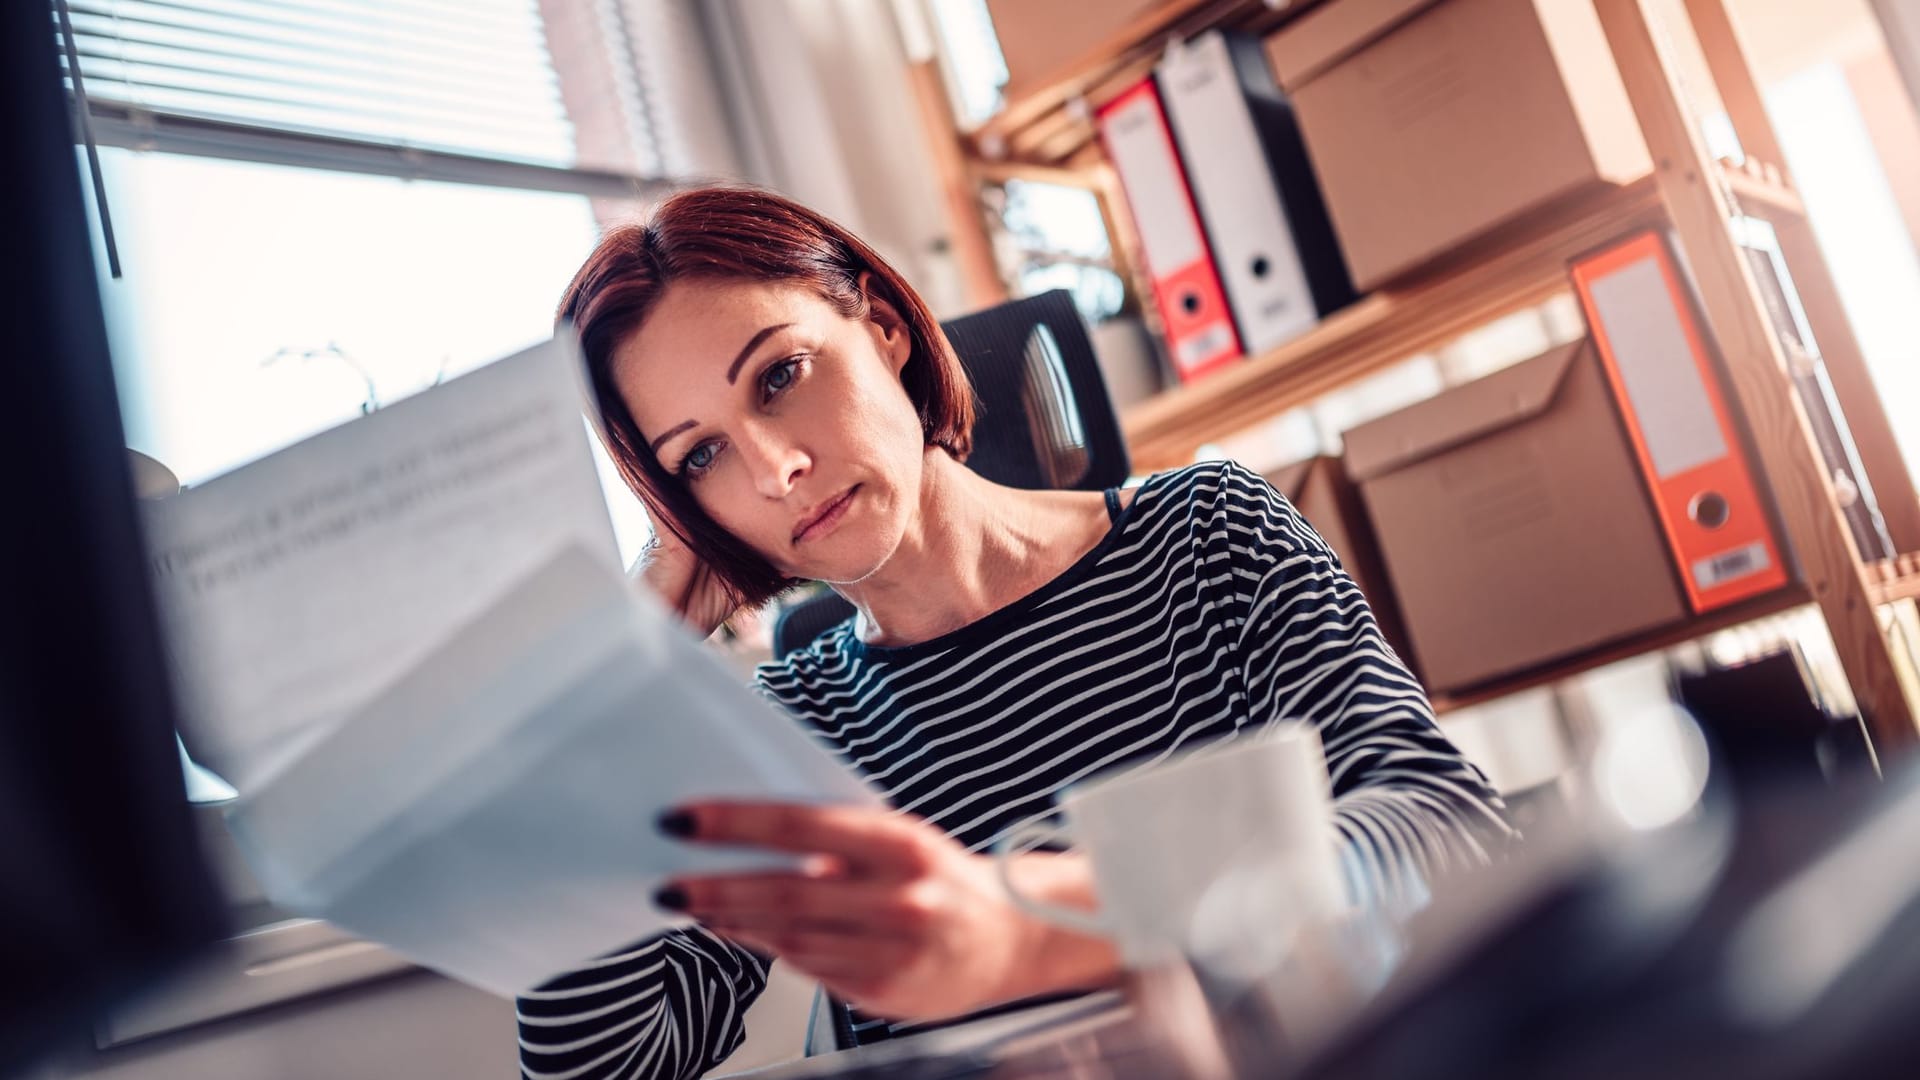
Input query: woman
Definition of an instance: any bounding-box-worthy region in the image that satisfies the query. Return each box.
[517,186,1511,1080]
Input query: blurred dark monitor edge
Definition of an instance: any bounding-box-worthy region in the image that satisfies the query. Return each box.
[0,2,227,1072]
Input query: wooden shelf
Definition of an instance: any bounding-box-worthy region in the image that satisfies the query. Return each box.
[1117,161,1805,472]
[1429,586,1813,715]
[970,0,1306,167]
[1119,176,1671,469]
[1870,555,1920,606]
[1430,551,1918,716]
[1721,162,1807,219]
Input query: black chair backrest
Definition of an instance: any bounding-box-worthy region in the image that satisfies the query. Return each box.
[939,288,1131,493]
[1672,646,1877,793]
[771,290,1130,659]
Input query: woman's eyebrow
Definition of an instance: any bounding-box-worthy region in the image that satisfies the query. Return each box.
[725,323,795,384]
[648,323,798,453]
[648,420,696,454]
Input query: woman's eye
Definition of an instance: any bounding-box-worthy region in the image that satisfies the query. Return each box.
[760,358,800,400]
[683,443,717,474]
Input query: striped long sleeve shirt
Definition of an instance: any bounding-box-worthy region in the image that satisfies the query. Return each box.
[517,460,1513,1080]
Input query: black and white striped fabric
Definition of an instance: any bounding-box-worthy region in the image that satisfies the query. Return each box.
[517,460,1513,1080]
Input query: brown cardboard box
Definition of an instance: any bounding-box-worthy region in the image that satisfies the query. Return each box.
[1343,340,1690,693]
[1264,0,1650,290]
[986,0,1171,98]
[1265,455,1417,672]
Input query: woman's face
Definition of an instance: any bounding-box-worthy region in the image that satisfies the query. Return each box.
[614,275,927,584]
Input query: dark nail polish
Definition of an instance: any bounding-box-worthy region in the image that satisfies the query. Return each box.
[653,885,689,912]
[657,808,696,839]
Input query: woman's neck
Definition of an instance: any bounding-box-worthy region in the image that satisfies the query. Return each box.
[835,449,1105,648]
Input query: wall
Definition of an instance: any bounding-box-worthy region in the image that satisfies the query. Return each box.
[706,0,972,317]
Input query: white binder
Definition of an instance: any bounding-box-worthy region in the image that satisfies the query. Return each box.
[1157,31,1353,355]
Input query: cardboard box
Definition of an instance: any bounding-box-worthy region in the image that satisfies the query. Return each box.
[1265,455,1416,672]
[1343,340,1689,693]
[1264,0,1650,290]
[986,0,1171,98]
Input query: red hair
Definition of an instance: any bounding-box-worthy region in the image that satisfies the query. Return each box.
[560,186,976,612]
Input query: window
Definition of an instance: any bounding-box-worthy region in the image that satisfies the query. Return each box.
[58,0,739,1040]
[62,0,576,165]
[989,178,1127,324]
[925,0,1009,129]
[82,147,654,565]
[59,0,740,568]
[1766,61,1920,477]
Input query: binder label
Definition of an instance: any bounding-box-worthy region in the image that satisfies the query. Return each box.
[1103,94,1205,278]
[1175,325,1237,372]
[1692,542,1772,591]
[1586,258,1730,480]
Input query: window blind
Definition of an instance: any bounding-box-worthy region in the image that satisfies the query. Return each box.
[60,0,578,167]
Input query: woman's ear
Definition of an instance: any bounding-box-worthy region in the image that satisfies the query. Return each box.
[857,271,913,376]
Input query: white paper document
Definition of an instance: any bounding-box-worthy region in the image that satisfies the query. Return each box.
[144,336,878,996]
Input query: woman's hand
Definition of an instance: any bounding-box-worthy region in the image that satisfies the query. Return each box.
[630,514,738,639]
[654,802,1119,1021]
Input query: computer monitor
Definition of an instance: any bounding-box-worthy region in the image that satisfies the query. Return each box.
[0,2,226,1070]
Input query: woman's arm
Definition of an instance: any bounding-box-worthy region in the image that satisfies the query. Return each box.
[516,925,768,1080]
[1214,462,1515,908]
[998,851,1121,1001]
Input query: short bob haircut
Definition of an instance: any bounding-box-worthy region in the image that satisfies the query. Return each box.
[560,185,977,613]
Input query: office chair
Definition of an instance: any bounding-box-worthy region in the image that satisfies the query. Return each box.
[1672,645,1879,795]
[770,289,1132,660]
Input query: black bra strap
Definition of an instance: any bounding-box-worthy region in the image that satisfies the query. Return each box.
[1104,487,1122,524]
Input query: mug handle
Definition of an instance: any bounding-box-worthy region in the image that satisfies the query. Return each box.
[993,821,1112,938]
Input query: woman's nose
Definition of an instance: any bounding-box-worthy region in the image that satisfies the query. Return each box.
[737,423,809,499]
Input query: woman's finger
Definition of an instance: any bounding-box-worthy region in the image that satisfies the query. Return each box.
[743,926,912,983]
[663,802,935,877]
[666,871,925,937]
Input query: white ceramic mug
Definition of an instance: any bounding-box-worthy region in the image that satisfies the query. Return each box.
[995,723,1346,970]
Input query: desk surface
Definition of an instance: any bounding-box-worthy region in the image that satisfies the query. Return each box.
[717,993,1133,1079]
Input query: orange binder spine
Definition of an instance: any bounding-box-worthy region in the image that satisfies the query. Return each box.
[1570,230,1789,613]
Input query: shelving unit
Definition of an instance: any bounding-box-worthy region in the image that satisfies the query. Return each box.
[1428,586,1812,715]
[1118,162,1808,468]
[920,0,1920,751]
[1872,555,1920,607]
[969,0,1299,166]
[1120,174,1667,471]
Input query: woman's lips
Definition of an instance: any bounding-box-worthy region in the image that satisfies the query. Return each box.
[794,485,858,544]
